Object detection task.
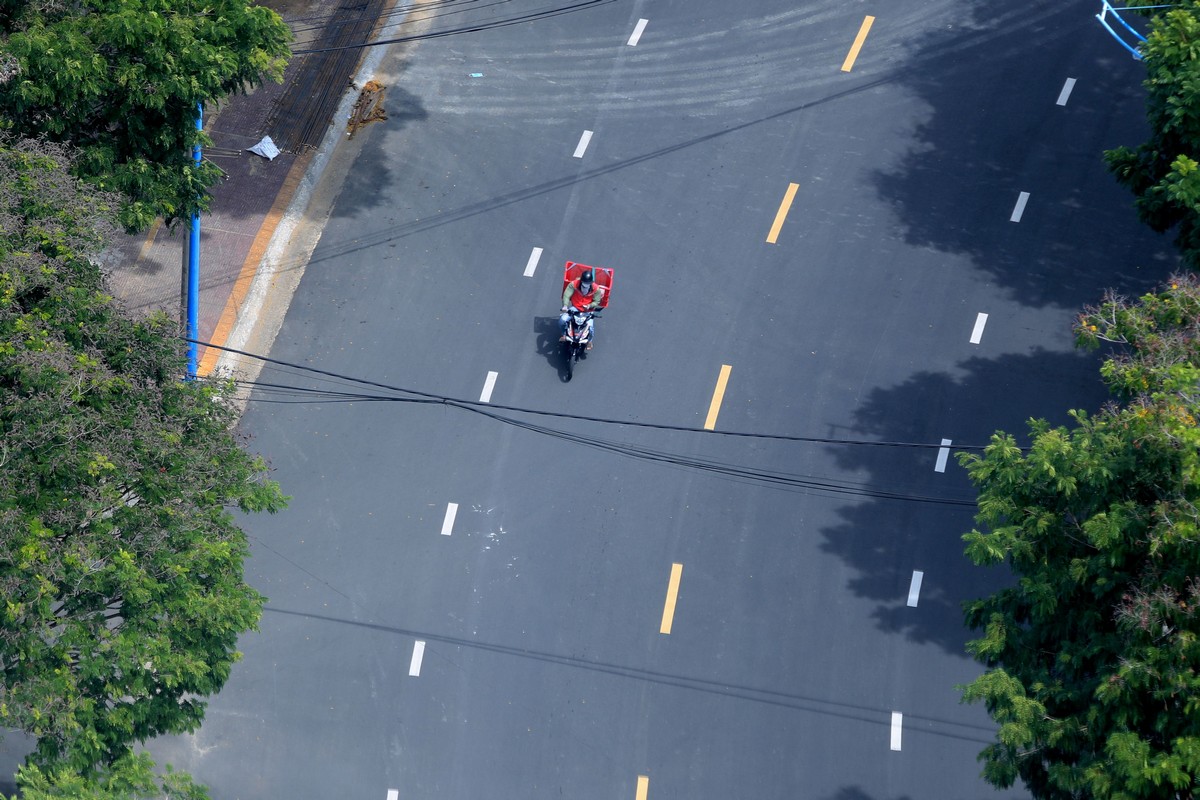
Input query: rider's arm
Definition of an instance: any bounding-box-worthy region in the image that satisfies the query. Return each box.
[562,283,575,308]
[590,286,606,309]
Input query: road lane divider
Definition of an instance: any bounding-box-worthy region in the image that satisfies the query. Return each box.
[907,571,924,607]
[573,130,594,158]
[704,364,733,430]
[636,775,650,799]
[766,183,800,244]
[969,312,988,344]
[440,503,459,536]
[841,16,876,72]
[890,712,903,750]
[1056,77,1077,106]
[387,790,399,800]
[659,563,684,634]
[1010,191,1030,222]
[934,439,952,473]
[628,18,648,46]
[409,641,426,676]
[480,371,499,403]
[524,246,544,277]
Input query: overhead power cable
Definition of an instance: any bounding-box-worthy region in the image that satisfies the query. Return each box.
[187,338,990,453]
[290,0,614,55]
[186,339,985,505]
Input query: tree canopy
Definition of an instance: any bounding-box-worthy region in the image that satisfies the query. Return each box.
[1106,1,1200,267]
[0,0,291,231]
[957,275,1200,799]
[0,138,287,775]
[4,752,208,800]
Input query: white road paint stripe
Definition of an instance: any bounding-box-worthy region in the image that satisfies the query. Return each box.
[523,246,543,277]
[969,312,988,344]
[1010,191,1030,222]
[480,371,498,403]
[573,130,593,158]
[1056,77,1077,106]
[409,641,426,676]
[907,571,924,607]
[628,18,648,46]
[890,712,903,750]
[387,791,399,800]
[934,439,952,473]
[440,503,458,536]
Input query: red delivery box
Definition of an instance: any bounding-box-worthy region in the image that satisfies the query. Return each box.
[562,262,613,308]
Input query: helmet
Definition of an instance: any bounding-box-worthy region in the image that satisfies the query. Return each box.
[579,270,594,291]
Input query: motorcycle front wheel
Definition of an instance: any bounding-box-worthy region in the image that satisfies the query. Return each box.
[564,342,575,381]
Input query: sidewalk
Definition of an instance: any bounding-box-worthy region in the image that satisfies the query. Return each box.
[103,0,396,377]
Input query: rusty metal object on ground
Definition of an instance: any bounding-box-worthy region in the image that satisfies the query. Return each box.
[347,80,387,138]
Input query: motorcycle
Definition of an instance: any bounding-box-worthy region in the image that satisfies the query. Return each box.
[562,307,600,381]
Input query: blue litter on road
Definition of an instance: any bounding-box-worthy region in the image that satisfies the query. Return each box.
[469,73,484,77]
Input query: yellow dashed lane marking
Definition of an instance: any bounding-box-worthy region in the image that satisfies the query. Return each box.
[766,182,799,244]
[636,775,649,799]
[660,563,684,635]
[841,16,875,72]
[704,364,733,430]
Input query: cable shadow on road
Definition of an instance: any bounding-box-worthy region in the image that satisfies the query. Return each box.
[820,347,1111,658]
[262,605,998,746]
[869,0,1178,309]
[279,73,902,274]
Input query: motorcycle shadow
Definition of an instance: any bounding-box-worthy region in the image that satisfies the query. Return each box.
[533,316,579,383]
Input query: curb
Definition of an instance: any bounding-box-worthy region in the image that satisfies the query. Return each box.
[209,7,410,381]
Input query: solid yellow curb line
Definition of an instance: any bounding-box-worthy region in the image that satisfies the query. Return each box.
[196,149,314,377]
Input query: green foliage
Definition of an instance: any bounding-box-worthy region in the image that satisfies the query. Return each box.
[1105,1,1200,266]
[4,751,208,800]
[959,278,1200,799]
[0,0,291,231]
[1078,272,1200,404]
[0,138,287,775]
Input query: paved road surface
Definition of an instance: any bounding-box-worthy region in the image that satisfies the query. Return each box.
[152,0,1175,797]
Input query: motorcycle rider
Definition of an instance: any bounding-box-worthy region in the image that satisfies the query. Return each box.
[559,269,605,348]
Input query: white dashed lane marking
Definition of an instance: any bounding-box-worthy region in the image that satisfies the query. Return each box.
[907,571,924,607]
[523,247,543,277]
[1056,77,1077,106]
[934,439,952,473]
[573,130,593,158]
[891,712,903,750]
[409,641,426,676]
[969,312,988,344]
[1010,191,1030,222]
[628,18,648,46]
[480,371,499,403]
[440,503,458,536]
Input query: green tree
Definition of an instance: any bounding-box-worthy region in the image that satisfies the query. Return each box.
[0,138,287,774]
[0,0,291,232]
[1106,1,1200,266]
[957,277,1200,799]
[5,751,208,800]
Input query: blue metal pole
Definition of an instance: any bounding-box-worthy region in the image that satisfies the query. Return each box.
[186,102,202,379]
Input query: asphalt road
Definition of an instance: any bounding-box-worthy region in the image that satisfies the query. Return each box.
[152,0,1176,797]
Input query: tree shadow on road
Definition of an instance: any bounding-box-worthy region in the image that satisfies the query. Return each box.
[821,347,1111,657]
[870,0,1178,309]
